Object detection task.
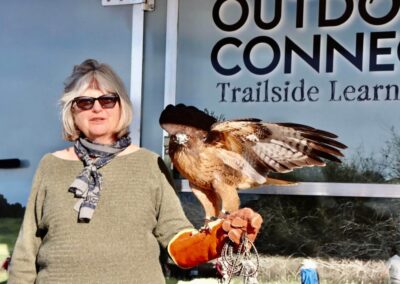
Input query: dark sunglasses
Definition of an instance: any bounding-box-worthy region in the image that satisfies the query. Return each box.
[72,93,120,110]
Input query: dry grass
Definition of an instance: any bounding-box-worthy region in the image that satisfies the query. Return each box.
[246,196,400,260]
[168,255,389,283]
[257,255,389,283]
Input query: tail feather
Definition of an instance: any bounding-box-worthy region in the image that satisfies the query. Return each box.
[238,176,297,191]
[265,177,298,186]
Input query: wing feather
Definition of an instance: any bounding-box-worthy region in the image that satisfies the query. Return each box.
[212,148,266,184]
[210,119,346,174]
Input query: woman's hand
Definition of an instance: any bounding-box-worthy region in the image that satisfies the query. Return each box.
[168,207,263,268]
[221,208,263,244]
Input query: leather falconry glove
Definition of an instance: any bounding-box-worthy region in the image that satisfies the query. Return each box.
[168,207,263,269]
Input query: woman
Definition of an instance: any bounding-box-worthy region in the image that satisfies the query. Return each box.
[8,59,262,283]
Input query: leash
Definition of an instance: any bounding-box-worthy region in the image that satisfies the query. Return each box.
[218,233,260,284]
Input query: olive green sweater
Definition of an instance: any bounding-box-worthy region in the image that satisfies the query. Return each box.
[8,149,192,284]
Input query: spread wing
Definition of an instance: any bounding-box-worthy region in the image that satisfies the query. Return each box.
[206,120,347,175]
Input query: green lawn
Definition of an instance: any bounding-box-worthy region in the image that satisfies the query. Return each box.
[165,278,178,284]
[0,218,22,284]
[0,218,22,252]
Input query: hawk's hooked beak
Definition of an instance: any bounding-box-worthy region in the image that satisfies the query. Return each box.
[175,133,189,145]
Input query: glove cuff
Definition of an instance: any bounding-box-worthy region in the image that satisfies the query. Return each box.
[167,219,227,269]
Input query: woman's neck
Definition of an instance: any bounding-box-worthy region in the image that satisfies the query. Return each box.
[52,144,140,161]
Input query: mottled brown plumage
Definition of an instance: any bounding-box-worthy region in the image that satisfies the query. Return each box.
[160,104,347,220]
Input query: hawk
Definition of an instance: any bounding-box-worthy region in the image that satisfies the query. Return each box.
[159,104,347,221]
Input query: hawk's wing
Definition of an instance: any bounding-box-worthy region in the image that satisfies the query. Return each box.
[207,120,347,175]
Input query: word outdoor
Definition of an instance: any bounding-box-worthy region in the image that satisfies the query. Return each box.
[216,79,400,103]
[211,0,400,76]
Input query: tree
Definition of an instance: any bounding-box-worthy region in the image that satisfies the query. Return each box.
[381,127,400,182]
[0,194,25,218]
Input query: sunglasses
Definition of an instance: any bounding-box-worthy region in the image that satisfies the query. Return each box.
[72,93,120,110]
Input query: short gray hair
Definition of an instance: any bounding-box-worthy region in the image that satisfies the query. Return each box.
[60,59,132,141]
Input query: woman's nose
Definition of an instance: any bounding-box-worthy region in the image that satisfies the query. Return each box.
[92,100,103,112]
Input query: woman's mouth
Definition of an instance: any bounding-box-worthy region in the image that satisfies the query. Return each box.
[89,117,106,123]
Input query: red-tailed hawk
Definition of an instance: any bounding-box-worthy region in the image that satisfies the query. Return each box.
[159,104,347,221]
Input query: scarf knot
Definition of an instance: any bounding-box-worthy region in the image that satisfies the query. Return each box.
[68,135,131,222]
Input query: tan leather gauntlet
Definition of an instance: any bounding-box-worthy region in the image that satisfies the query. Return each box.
[168,208,263,269]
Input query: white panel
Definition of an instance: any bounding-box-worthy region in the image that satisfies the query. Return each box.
[162,0,179,157]
[163,0,179,107]
[130,5,144,146]
[102,0,144,6]
[178,180,400,198]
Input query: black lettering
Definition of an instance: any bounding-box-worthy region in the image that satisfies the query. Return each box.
[373,85,384,100]
[307,86,319,102]
[284,81,290,102]
[296,0,305,28]
[398,41,400,61]
[254,0,282,30]
[326,33,363,72]
[211,37,242,76]
[370,31,395,72]
[343,85,356,101]
[359,0,400,25]
[271,86,282,102]
[256,82,262,102]
[263,80,269,102]
[242,87,254,102]
[243,36,280,75]
[291,79,306,102]
[357,85,371,101]
[329,80,341,101]
[213,0,249,31]
[217,82,230,102]
[232,87,241,102]
[385,84,399,100]
[319,0,353,27]
[284,35,321,74]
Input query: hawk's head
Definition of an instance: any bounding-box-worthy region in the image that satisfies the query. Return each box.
[160,104,216,154]
[159,104,217,135]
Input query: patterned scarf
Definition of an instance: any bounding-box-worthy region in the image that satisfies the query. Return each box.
[68,135,131,222]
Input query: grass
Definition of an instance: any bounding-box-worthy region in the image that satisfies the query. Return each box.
[255,255,389,283]
[165,254,389,283]
[165,278,178,284]
[0,218,22,252]
[0,218,21,283]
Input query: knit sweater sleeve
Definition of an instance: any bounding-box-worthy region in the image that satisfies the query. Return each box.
[8,156,47,284]
[153,157,193,248]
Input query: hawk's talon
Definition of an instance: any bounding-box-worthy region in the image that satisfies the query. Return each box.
[218,211,230,219]
[200,216,218,232]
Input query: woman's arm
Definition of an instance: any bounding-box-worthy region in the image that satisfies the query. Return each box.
[8,160,46,283]
[153,157,194,248]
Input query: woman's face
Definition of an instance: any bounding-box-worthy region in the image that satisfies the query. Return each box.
[72,88,121,144]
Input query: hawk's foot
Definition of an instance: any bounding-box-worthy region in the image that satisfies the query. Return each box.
[200,216,219,232]
[218,210,230,219]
